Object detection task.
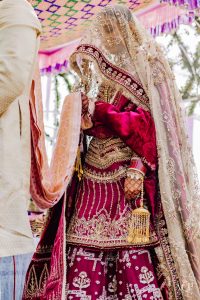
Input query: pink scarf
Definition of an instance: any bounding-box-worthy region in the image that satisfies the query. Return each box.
[29,68,81,209]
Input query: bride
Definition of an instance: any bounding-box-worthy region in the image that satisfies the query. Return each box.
[23,5,200,300]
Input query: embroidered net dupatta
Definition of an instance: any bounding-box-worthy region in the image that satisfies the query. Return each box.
[30,67,81,209]
[69,6,200,299]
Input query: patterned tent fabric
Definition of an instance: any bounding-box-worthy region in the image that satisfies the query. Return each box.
[32,0,198,73]
[161,0,200,10]
[33,0,157,50]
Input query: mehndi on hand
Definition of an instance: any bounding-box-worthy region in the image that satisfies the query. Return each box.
[124,169,143,201]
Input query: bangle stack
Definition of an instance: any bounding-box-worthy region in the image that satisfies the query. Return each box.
[127,157,147,180]
[126,168,144,180]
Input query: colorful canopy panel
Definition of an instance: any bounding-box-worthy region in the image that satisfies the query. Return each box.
[32,0,198,74]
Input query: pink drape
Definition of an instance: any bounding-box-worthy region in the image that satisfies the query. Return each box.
[30,69,82,209]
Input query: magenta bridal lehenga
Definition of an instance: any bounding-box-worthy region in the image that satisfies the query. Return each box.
[23,5,200,300]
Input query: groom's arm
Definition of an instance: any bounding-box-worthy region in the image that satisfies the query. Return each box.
[0,0,41,115]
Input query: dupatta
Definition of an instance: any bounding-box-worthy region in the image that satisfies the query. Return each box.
[29,67,81,209]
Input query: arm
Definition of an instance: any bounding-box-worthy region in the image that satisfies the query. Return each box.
[81,93,93,130]
[124,156,147,201]
[93,101,157,170]
[0,0,41,115]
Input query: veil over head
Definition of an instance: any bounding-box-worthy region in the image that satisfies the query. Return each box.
[70,5,200,299]
[70,5,150,111]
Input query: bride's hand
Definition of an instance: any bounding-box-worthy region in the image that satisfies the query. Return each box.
[124,176,143,201]
[81,93,94,129]
[81,114,93,130]
[81,93,89,115]
[81,93,95,116]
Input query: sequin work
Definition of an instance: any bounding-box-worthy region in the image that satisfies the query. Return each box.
[66,137,158,248]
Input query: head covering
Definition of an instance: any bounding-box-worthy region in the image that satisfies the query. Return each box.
[70,5,200,299]
[70,6,150,111]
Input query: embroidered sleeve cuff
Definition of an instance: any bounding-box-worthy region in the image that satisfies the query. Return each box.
[128,158,147,176]
[126,169,144,180]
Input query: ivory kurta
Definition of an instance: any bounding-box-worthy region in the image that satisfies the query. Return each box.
[0,0,41,257]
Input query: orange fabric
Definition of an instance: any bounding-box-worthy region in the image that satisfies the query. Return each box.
[30,69,82,208]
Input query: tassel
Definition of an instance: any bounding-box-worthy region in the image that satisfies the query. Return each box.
[127,178,150,244]
[74,147,84,181]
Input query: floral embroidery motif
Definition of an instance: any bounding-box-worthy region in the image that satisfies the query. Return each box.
[139,266,154,285]
[149,59,166,86]
[73,272,91,290]
[108,275,117,293]
[66,247,166,300]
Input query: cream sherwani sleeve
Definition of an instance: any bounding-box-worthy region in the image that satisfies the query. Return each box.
[0,0,41,115]
[0,0,41,257]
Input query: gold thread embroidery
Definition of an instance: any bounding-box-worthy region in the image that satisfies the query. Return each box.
[66,209,158,248]
[83,166,127,183]
[85,137,134,170]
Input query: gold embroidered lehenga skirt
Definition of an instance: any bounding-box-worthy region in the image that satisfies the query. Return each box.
[65,137,167,300]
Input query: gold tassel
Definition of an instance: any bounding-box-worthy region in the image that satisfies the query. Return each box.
[127,178,150,244]
[74,147,84,181]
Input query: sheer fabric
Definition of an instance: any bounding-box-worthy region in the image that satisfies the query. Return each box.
[69,6,200,299]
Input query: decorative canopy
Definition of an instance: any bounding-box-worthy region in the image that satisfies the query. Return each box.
[32,0,199,74]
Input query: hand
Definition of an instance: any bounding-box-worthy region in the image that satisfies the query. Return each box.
[81,93,89,115]
[81,114,93,130]
[124,176,143,201]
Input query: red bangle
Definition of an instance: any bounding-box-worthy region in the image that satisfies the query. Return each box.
[129,159,147,175]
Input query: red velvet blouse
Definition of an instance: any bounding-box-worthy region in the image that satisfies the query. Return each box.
[86,95,157,171]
